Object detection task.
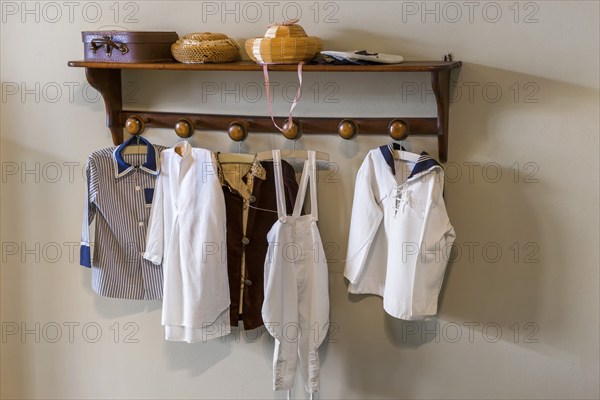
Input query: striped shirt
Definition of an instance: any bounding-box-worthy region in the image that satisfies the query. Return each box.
[80,136,166,299]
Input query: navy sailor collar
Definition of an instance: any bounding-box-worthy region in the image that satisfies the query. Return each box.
[379,143,441,180]
[113,136,159,178]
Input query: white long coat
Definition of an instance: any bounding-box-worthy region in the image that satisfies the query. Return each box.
[144,142,230,342]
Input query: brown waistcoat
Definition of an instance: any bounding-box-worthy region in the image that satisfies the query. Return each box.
[221,160,299,330]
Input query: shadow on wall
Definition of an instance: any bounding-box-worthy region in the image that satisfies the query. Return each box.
[162,334,233,377]
[436,61,600,346]
[162,325,276,379]
[388,61,599,348]
[333,61,597,397]
[445,62,599,159]
[92,294,161,318]
[435,160,548,342]
[0,136,132,397]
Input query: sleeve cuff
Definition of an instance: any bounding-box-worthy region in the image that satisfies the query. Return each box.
[80,245,91,268]
[143,252,162,265]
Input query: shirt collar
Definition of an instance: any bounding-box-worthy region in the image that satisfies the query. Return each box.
[216,153,267,190]
[113,136,159,178]
[379,143,405,176]
[379,143,441,179]
[407,152,442,180]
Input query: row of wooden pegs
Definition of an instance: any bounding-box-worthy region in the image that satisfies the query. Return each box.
[124,115,410,141]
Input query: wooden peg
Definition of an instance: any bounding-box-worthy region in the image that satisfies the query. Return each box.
[125,115,145,135]
[282,120,301,140]
[228,122,248,142]
[388,119,408,141]
[175,118,195,138]
[338,119,358,140]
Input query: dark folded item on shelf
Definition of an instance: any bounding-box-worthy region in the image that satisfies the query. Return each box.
[307,53,378,65]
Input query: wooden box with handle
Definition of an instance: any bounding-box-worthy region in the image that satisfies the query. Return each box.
[82,31,179,63]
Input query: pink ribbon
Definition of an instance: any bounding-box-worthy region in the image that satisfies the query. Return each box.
[263,62,304,134]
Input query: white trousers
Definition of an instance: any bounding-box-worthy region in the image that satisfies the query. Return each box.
[262,150,330,394]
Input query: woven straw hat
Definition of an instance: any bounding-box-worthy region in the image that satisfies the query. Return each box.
[172,32,240,63]
[245,20,323,64]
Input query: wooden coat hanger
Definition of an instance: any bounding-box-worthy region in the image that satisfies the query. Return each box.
[255,149,330,162]
[392,141,419,163]
[393,148,420,163]
[217,152,256,164]
[121,135,149,155]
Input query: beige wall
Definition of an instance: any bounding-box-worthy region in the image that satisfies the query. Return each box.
[1,1,598,398]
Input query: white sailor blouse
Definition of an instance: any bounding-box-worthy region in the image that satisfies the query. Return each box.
[143,141,230,342]
[344,144,456,320]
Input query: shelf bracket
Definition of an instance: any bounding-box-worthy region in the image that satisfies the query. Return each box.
[85,68,123,145]
[431,69,451,162]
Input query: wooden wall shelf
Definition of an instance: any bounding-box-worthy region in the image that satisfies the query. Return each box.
[68,60,461,161]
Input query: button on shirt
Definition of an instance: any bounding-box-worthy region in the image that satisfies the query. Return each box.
[144,142,230,342]
[80,136,165,299]
[219,158,300,330]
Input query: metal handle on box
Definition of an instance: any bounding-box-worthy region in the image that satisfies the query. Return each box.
[90,37,129,57]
